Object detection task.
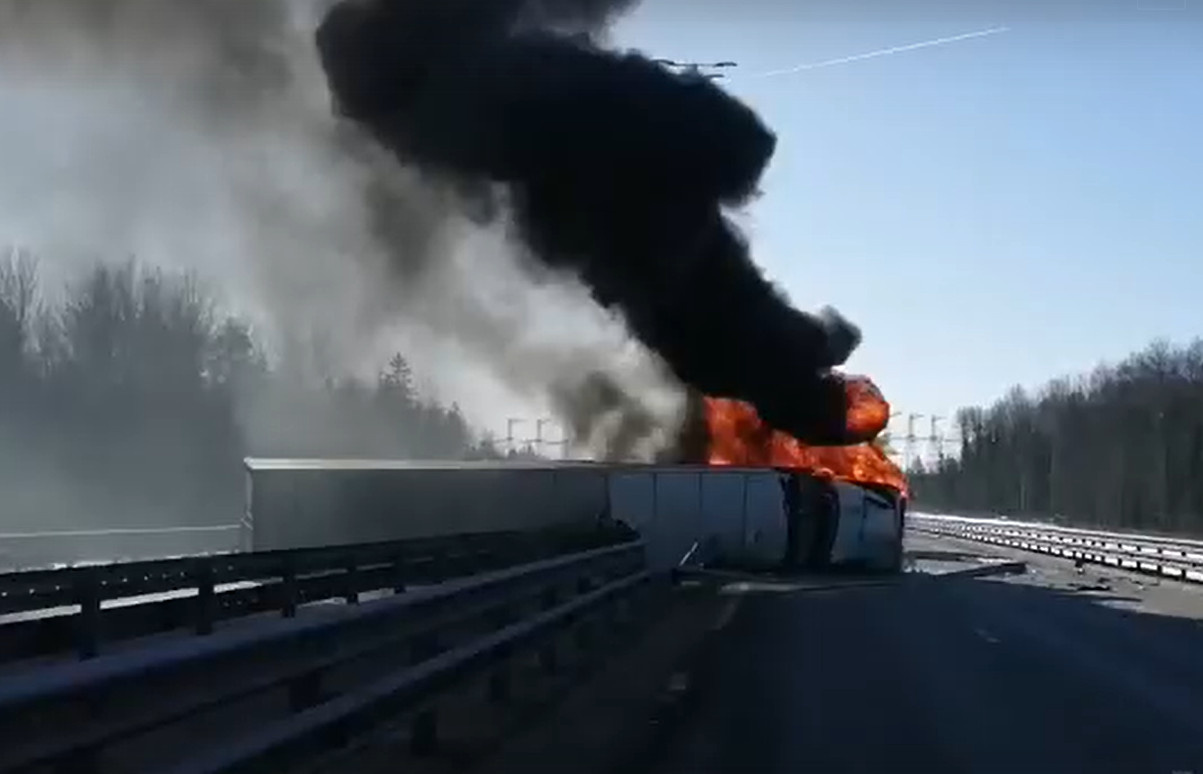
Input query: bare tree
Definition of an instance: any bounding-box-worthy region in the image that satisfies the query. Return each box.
[0,247,38,378]
[0,253,484,538]
[911,338,1203,537]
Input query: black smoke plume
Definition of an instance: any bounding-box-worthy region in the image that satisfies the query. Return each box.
[315,0,870,446]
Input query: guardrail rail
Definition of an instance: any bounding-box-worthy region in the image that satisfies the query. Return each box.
[912,513,1203,584]
[0,526,630,665]
[0,525,248,574]
[0,538,657,774]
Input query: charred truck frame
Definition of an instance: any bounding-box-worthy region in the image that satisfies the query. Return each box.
[243,459,906,575]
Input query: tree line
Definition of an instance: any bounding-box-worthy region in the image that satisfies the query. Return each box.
[909,339,1203,536]
[0,250,516,532]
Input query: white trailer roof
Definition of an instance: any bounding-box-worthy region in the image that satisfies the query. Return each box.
[243,458,600,471]
[242,457,788,474]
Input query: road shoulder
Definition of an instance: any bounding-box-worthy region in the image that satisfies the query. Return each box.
[470,581,727,774]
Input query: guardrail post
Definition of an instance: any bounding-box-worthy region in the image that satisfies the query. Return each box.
[487,653,512,704]
[475,545,497,573]
[459,535,482,575]
[487,605,517,704]
[453,536,476,576]
[571,576,597,659]
[280,557,298,618]
[610,591,631,629]
[343,556,360,605]
[392,553,407,594]
[538,586,560,674]
[428,548,449,583]
[573,615,594,658]
[194,557,215,636]
[612,573,650,632]
[410,632,442,756]
[74,567,101,660]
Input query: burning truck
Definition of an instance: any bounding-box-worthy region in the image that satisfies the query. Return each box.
[243,374,908,574]
[243,0,911,573]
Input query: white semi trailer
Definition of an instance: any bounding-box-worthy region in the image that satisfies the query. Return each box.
[243,459,906,574]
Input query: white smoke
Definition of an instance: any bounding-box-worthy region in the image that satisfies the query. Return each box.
[0,0,685,456]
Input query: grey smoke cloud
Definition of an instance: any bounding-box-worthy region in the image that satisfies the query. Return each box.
[0,0,685,457]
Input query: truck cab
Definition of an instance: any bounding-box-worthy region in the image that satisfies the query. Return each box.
[830,479,906,573]
[670,470,906,576]
[780,473,906,574]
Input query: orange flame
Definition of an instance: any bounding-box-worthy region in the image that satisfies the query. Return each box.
[705,375,908,497]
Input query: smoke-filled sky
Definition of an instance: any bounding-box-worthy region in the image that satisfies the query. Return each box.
[313,0,878,449]
[0,0,695,458]
[0,0,1198,447]
[614,0,1202,433]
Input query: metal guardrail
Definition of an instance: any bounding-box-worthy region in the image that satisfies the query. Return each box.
[0,525,248,573]
[0,527,628,664]
[0,539,653,774]
[911,513,1203,584]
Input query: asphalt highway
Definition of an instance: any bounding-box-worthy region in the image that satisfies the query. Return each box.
[649,533,1203,774]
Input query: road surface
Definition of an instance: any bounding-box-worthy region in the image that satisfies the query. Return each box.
[649,532,1203,774]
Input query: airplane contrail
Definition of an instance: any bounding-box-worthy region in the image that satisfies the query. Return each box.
[744,26,1010,80]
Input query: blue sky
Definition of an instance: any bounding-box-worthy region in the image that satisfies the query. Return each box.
[613,0,1202,430]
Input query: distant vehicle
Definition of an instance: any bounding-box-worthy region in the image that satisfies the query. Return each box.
[242,459,906,575]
